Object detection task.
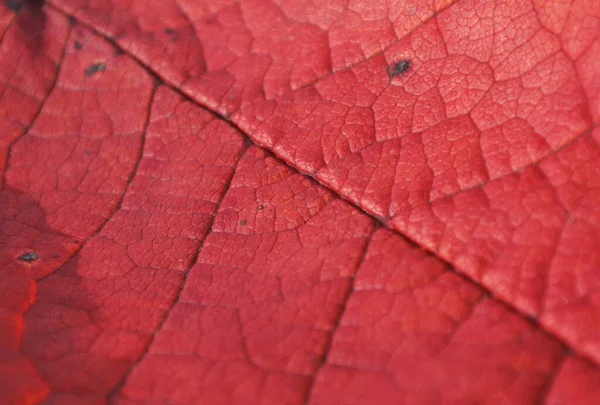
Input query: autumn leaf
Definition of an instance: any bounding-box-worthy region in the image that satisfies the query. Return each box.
[1,0,599,404]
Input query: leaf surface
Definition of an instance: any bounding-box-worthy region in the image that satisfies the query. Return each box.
[1,0,600,404]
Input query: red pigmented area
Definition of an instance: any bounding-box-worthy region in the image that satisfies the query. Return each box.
[0,7,68,188]
[311,229,564,405]
[1,0,600,404]
[233,0,600,366]
[1,14,153,404]
[19,85,245,403]
[547,358,600,405]
[50,0,456,115]
[116,147,374,404]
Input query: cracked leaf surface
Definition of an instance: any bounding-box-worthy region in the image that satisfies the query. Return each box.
[1,0,600,404]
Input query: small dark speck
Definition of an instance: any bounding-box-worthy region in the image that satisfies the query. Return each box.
[388,59,411,78]
[72,239,79,243]
[74,41,83,50]
[18,252,39,262]
[85,62,106,77]
[5,0,23,12]
[164,28,178,42]
[52,253,60,258]
[257,205,265,211]
[239,220,247,226]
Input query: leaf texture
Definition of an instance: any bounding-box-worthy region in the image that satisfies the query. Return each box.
[1,0,600,404]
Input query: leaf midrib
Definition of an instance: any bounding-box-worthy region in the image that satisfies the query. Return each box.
[44,0,596,373]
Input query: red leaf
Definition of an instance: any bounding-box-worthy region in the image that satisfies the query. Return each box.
[1,0,599,404]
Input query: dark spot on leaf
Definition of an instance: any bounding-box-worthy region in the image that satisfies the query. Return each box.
[164,28,178,42]
[257,205,265,211]
[239,220,247,226]
[18,252,39,262]
[74,41,83,50]
[85,63,106,77]
[72,239,79,243]
[11,0,45,40]
[388,59,411,78]
[5,0,41,12]
[52,253,60,258]
[5,0,23,12]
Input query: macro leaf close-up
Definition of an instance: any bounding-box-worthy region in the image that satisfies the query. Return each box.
[1,0,599,404]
